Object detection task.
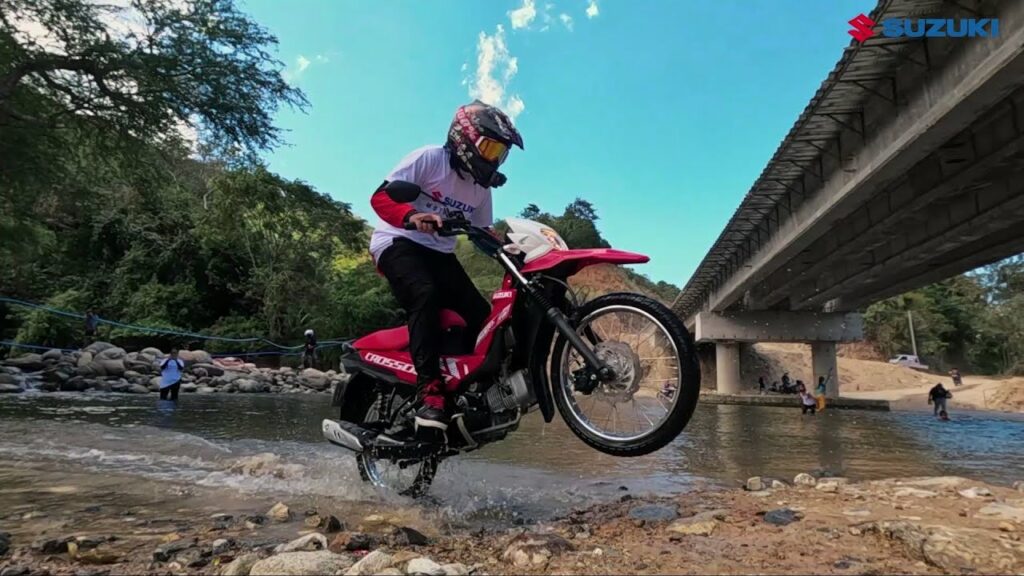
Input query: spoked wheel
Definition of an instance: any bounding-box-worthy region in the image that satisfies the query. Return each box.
[551,293,700,456]
[355,396,439,498]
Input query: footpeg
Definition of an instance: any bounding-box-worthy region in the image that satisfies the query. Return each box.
[322,419,379,452]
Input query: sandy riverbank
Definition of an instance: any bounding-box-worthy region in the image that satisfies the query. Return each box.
[753,343,1024,413]
[2,471,1022,575]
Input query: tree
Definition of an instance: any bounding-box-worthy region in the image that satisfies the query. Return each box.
[0,0,305,151]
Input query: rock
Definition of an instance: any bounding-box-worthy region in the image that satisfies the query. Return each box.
[178,350,213,366]
[274,533,328,554]
[141,347,164,358]
[816,479,847,493]
[181,382,197,393]
[894,488,939,499]
[304,514,344,532]
[32,536,72,554]
[153,538,195,562]
[978,503,1024,522]
[299,368,329,390]
[1014,480,1024,493]
[406,558,445,576]
[763,508,801,526]
[0,373,18,385]
[894,477,968,491]
[212,538,231,555]
[237,378,268,393]
[377,570,403,576]
[959,487,993,499]
[388,525,430,546]
[41,348,63,361]
[176,547,211,568]
[1000,522,1016,533]
[0,532,10,556]
[221,553,260,576]
[249,551,353,575]
[771,479,788,489]
[197,386,217,394]
[193,363,225,377]
[127,383,150,394]
[94,346,126,361]
[441,563,470,576]
[843,509,872,517]
[344,550,394,575]
[744,476,765,491]
[268,502,292,522]
[667,519,717,536]
[83,342,116,355]
[0,383,22,393]
[858,520,1024,573]
[0,565,29,576]
[330,533,380,553]
[628,504,678,522]
[502,532,574,567]
[6,354,44,371]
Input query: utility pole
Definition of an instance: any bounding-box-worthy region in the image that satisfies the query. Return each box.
[907,310,918,358]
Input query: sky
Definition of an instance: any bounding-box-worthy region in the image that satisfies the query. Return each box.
[241,0,872,286]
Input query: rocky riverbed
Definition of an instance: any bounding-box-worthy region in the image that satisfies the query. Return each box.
[0,342,344,396]
[1,472,1022,575]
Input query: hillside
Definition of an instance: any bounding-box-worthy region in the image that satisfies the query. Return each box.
[750,342,1024,414]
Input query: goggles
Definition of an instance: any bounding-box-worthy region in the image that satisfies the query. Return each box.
[475,136,510,164]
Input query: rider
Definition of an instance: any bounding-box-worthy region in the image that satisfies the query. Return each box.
[369,100,524,435]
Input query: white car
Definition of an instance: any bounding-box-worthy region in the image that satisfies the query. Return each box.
[888,354,929,371]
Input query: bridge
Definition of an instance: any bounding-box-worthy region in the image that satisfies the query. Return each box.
[673,0,1024,396]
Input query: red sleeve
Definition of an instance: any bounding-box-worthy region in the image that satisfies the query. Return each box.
[371,186,417,228]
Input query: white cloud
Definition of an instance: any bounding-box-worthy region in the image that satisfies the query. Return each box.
[559,13,574,31]
[586,0,599,19]
[282,53,330,83]
[508,0,537,29]
[296,55,311,73]
[467,25,525,120]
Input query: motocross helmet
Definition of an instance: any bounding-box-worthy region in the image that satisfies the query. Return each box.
[446,100,523,188]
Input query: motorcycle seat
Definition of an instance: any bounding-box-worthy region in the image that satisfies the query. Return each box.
[353,309,467,351]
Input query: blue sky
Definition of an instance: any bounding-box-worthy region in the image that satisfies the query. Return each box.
[242,0,871,285]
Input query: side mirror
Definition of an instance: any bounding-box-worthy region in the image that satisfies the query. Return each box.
[383,180,424,203]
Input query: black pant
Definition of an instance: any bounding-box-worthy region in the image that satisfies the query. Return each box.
[377,239,490,387]
[160,382,180,401]
[802,404,816,414]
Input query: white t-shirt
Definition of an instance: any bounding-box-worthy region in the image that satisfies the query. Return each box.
[369,145,493,262]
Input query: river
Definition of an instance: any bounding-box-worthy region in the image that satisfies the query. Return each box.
[1,392,1022,528]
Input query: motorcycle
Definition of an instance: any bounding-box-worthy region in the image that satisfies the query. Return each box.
[322,181,701,496]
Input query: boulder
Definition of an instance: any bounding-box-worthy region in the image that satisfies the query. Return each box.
[249,551,353,576]
[141,347,164,358]
[125,360,154,374]
[299,368,329,391]
[128,384,150,394]
[237,379,268,393]
[83,342,116,355]
[77,352,94,368]
[329,533,380,553]
[744,476,765,491]
[268,502,292,522]
[0,373,18,385]
[763,508,801,526]
[197,386,217,394]
[221,553,260,576]
[978,503,1024,522]
[95,358,125,377]
[41,349,64,362]
[219,370,242,383]
[178,350,213,366]
[0,383,23,394]
[6,354,45,371]
[958,487,993,499]
[94,347,126,361]
[406,558,445,576]
[274,533,328,554]
[192,363,225,377]
[344,550,394,575]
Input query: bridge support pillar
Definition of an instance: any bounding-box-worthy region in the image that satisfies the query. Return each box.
[715,342,742,395]
[812,341,839,399]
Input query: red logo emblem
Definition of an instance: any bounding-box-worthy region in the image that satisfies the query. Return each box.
[848,13,876,42]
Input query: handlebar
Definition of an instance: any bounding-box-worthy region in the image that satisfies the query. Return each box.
[403,217,474,237]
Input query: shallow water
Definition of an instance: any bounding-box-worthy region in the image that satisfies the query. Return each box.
[1,392,1022,526]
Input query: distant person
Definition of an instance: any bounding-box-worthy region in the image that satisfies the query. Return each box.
[800,389,817,414]
[83,309,99,344]
[158,349,185,401]
[302,329,317,369]
[949,368,963,387]
[928,382,951,417]
[781,372,792,390]
[758,376,766,393]
[815,376,827,411]
[938,409,950,421]
[770,381,780,393]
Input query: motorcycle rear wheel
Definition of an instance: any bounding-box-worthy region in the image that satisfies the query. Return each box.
[352,394,439,498]
[550,292,700,457]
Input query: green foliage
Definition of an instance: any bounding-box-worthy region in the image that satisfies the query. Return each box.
[13,289,92,349]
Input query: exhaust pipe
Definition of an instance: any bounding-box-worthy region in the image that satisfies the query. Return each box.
[321,419,364,452]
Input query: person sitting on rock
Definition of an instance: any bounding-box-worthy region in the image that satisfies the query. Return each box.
[158,349,185,401]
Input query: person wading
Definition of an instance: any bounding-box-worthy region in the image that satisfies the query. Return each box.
[158,349,185,401]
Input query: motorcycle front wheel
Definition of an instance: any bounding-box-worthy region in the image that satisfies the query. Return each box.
[550,292,700,457]
[353,395,439,498]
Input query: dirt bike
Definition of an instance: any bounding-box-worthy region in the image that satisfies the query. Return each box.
[322,181,701,496]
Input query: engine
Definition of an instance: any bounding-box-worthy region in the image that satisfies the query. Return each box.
[484,369,534,413]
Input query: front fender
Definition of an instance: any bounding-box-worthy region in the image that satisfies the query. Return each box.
[520,248,649,275]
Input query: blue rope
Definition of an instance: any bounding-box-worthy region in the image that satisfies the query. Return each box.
[0,296,350,350]
[0,340,79,353]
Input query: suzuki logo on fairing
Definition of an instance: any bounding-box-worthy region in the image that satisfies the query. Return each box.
[848,13,999,43]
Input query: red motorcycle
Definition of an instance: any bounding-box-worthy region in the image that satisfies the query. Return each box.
[323,181,700,496]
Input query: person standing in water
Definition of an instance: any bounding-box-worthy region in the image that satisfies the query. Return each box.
[800,386,817,415]
[815,375,828,411]
[158,349,185,401]
[928,382,951,417]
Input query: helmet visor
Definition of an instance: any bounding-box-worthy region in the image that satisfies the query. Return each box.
[475,136,509,165]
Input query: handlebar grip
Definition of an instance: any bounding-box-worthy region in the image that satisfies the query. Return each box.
[403,222,418,231]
